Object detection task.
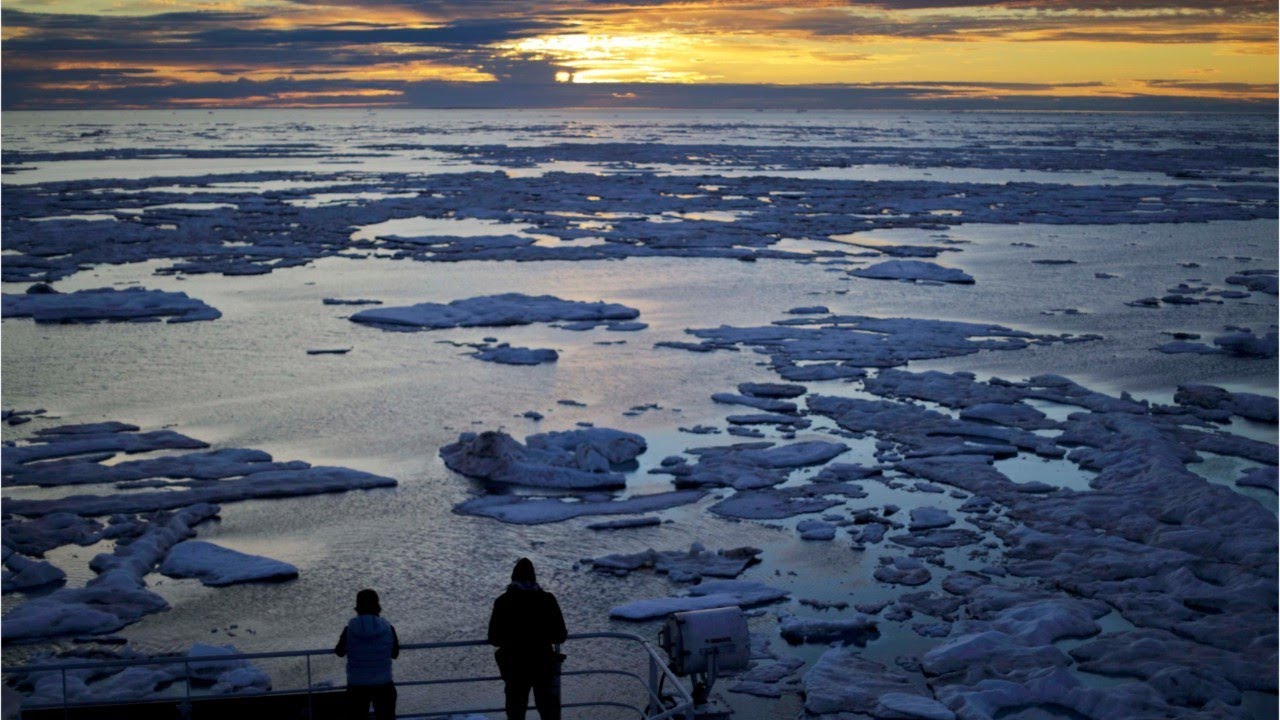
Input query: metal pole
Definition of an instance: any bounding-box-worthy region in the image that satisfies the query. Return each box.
[647,653,659,717]
[306,654,314,720]
[61,667,69,720]
[182,660,192,719]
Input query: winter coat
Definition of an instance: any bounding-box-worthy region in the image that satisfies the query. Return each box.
[336,614,399,686]
[487,582,567,664]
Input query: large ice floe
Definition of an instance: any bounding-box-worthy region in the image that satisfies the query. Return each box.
[1,422,395,641]
[850,260,975,284]
[2,285,221,323]
[349,293,638,331]
[158,541,298,586]
[657,314,1098,382]
[441,427,646,490]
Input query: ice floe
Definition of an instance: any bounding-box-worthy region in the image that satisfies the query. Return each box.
[350,293,638,331]
[440,428,645,490]
[2,286,220,324]
[3,505,218,641]
[802,648,922,716]
[851,260,974,284]
[609,580,789,621]
[470,343,558,365]
[159,541,298,587]
[778,614,879,645]
[453,490,705,525]
[661,314,1096,381]
[586,543,760,582]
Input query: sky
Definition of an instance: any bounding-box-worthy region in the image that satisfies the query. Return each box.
[2,0,1276,111]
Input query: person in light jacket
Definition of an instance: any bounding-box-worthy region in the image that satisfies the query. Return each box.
[487,558,567,720]
[335,588,400,720]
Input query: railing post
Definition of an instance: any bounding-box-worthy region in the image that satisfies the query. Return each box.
[647,653,659,717]
[181,659,193,719]
[306,654,314,719]
[61,667,69,720]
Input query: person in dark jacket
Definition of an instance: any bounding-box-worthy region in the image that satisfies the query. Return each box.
[335,589,400,720]
[487,558,567,720]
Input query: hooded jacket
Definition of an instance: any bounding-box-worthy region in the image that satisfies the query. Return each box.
[337,614,399,686]
[487,582,567,657]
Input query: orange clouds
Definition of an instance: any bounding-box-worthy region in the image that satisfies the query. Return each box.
[1,1,1274,108]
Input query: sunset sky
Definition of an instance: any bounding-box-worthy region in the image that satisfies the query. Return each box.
[2,0,1276,110]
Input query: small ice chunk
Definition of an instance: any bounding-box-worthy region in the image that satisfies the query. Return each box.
[737,382,807,398]
[586,517,661,530]
[471,344,558,365]
[779,614,878,645]
[908,507,955,530]
[874,556,931,586]
[1237,467,1277,494]
[796,519,837,541]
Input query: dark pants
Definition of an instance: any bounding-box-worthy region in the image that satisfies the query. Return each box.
[496,649,561,720]
[346,682,396,720]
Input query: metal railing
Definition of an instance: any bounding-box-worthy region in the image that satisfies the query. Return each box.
[2,631,696,719]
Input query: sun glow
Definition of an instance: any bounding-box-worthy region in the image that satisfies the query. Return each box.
[502,33,709,83]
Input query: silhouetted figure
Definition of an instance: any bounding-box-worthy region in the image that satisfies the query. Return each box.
[335,589,400,720]
[488,558,567,720]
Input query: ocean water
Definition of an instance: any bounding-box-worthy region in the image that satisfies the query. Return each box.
[2,109,1276,717]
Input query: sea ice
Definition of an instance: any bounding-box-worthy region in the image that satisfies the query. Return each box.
[1225,269,1278,295]
[711,393,798,414]
[586,517,661,530]
[665,315,1092,382]
[908,507,955,530]
[350,293,638,330]
[2,505,219,641]
[587,543,760,582]
[2,286,220,324]
[874,556,932,586]
[802,648,918,716]
[1174,384,1278,423]
[159,541,299,586]
[440,428,645,490]
[710,484,863,520]
[1237,466,1277,493]
[6,466,396,517]
[470,343,558,365]
[6,448,309,488]
[738,382,807,398]
[609,580,789,621]
[2,554,67,593]
[851,260,974,284]
[796,519,837,541]
[3,513,105,555]
[728,656,805,698]
[778,614,878,645]
[453,490,705,525]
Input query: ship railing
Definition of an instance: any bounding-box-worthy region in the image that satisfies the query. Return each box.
[2,630,696,719]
